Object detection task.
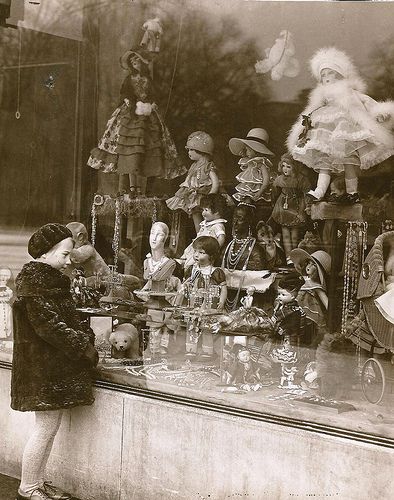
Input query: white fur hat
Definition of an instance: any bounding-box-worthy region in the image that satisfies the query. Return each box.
[310,47,358,81]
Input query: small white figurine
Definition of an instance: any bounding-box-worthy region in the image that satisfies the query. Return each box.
[255,30,300,81]
[140,17,163,53]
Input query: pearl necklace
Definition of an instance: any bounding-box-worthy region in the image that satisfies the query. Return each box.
[147,255,166,278]
[225,237,254,271]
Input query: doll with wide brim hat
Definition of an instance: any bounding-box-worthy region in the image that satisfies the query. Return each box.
[290,249,331,289]
[119,48,152,70]
[290,248,331,329]
[229,128,274,206]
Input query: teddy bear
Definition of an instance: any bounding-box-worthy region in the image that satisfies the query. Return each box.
[109,323,140,360]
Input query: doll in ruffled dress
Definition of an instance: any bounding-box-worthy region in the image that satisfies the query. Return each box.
[271,153,311,261]
[0,267,13,339]
[229,128,274,205]
[88,49,184,197]
[287,47,394,203]
[166,131,220,232]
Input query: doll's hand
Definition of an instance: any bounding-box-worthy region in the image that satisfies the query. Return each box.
[376,113,390,123]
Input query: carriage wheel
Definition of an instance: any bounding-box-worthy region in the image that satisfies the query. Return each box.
[361,358,386,404]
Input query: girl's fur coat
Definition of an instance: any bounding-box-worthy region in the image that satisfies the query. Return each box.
[11,261,96,411]
[287,78,394,152]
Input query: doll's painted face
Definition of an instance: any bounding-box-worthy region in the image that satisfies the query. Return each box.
[320,68,343,85]
[238,349,251,363]
[0,269,11,286]
[232,207,250,238]
[281,162,293,177]
[149,224,168,250]
[42,238,74,272]
[129,55,142,72]
[277,287,295,304]
[193,246,211,267]
[257,225,274,245]
[305,260,317,278]
[242,145,257,159]
[186,148,203,161]
[201,206,219,222]
[246,286,255,296]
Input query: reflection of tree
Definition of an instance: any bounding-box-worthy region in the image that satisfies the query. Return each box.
[366,36,394,101]
[150,6,270,178]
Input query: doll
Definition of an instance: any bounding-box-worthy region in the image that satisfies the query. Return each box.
[88,49,184,196]
[140,17,163,53]
[271,153,311,260]
[229,128,274,204]
[256,221,285,270]
[297,227,323,254]
[228,344,261,388]
[137,222,177,357]
[287,47,394,203]
[166,131,220,233]
[240,286,255,309]
[180,193,227,270]
[0,266,13,339]
[374,232,394,324]
[270,273,305,388]
[177,236,227,359]
[290,249,331,340]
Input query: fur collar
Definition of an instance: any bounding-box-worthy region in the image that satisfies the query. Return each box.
[16,261,71,297]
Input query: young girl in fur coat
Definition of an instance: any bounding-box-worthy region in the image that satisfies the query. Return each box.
[287,47,394,203]
[11,224,99,500]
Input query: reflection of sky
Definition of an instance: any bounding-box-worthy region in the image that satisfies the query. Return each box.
[190,0,394,101]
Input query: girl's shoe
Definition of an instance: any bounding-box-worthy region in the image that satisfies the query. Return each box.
[42,482,72,500]
[16,488,52,500]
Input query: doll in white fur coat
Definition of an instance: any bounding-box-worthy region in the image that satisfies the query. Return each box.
[287,47,394,203]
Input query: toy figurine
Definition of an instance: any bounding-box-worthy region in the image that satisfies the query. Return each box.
[287,47,394,203]
[270,273,305,388]
[0,267,13,339]
[166,131,220,233]
[88,48,184,195]
[180,193,227,270]
[240,286,255,309]
[222,203,263,272]
[290,249,331,339]
[229,128,274,204]
[271,153,311,261]
[297,227,323,255]
[177,236,227,360]
[228,344,261,387]
[137,222,177,358]
[255,30,300,81]
[140,17,163,53]
[256,221,285,270]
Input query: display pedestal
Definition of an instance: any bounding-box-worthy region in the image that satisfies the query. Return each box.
[311,202,363,332]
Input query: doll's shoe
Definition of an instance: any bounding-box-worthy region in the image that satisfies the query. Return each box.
[16,488,52,500]
[41,481,72,500]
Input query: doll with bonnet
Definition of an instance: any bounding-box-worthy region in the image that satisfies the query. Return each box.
[88,48,184,197]
[287,47,394,203]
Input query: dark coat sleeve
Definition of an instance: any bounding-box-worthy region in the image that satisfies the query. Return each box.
[25,296,91,360]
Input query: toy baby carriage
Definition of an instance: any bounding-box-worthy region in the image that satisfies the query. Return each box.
[354,231,394,404]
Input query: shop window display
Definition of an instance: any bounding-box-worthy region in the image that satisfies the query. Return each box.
[0,0,394,443]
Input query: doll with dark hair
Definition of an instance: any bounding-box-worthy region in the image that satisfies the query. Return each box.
[88,49,184,196]
[180,193,227,270]
[271,153,311,261]
[256,221,285,270]
[176,236,227,359]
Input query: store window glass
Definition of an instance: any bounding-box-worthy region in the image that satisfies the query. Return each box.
[1,0,394,442]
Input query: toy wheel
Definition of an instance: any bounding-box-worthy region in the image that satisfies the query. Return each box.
[361,358,385,404]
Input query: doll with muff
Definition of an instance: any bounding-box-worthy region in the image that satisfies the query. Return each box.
[88,48,184,197]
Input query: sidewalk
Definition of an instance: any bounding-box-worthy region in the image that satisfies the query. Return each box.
[0,474,81,500]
